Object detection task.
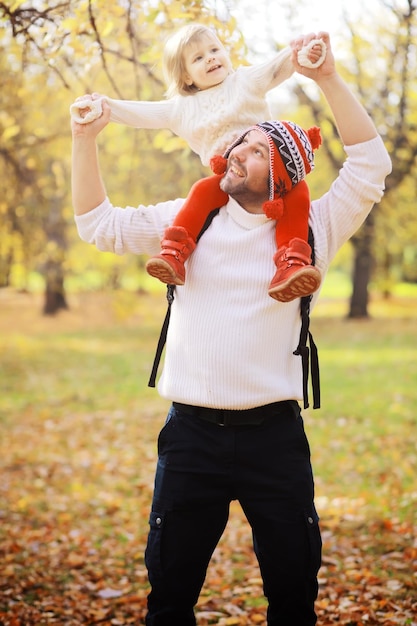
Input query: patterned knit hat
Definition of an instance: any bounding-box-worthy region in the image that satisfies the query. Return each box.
[211,120,321,220]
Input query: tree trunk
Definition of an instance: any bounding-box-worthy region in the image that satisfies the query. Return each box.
[348,213,374,319]
[43,261,68,315]
[0,250,13,287]
[42,191,68,316]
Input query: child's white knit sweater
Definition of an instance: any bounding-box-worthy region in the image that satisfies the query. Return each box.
[72,49,295,166]
[75,136,391,409]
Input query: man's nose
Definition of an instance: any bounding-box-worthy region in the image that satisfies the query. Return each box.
[232,143,246,160]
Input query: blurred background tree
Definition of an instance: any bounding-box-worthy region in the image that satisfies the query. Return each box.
[291,0,417,317]
[0,0,416,316]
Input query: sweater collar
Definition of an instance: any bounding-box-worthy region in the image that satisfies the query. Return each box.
[226,196,272,229]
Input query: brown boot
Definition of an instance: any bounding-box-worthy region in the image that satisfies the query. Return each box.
[268,238,321,302]
[145,226,196,285]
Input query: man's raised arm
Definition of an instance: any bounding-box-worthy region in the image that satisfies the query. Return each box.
[291,32,379,146]
[71,96,111,215]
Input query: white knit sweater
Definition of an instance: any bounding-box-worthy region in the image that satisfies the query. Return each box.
[75,136,391,409]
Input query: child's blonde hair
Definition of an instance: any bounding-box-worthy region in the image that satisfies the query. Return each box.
[163,23,231,98]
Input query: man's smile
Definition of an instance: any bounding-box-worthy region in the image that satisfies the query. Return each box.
[228,162,245,178]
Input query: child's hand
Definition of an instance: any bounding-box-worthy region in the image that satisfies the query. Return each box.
[77,102,95,120]
[308,43,325,65]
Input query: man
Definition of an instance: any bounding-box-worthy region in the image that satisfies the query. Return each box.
[71,32,391,626]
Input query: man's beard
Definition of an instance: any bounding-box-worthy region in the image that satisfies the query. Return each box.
[220,171,267,209]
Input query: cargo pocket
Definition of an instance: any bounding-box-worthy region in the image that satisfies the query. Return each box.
[304,507,322,577]
[144,511,165,583]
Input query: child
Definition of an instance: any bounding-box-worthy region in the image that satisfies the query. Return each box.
[71,24,326,301]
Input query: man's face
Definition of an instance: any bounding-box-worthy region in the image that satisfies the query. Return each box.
[220,129,270,214]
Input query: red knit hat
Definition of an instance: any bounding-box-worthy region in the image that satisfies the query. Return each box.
[210,120,321,220]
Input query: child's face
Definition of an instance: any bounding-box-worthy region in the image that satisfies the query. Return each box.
[182,32,231,91]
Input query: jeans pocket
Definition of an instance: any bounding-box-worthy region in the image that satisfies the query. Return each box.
[157,406,176,453]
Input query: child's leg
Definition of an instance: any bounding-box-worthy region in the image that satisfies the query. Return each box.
[268,182,321,302]
[173,174,227,241]
[274,181,310,248]
[146,174,227,285]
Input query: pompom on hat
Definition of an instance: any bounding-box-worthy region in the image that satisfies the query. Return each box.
[210,120,322,221]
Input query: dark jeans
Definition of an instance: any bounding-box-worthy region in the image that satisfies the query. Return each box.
[144,401,322,625]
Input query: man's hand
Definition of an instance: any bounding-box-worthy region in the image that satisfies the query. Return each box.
[71,93,111,138]
[291,32,335,80]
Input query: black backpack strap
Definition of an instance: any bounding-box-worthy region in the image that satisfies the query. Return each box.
[148,283,175,387]
[292,227,321,409]
[148,208,220,388]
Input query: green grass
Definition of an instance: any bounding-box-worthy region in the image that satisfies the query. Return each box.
[304,316,417,521]
[1,288,416,527]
